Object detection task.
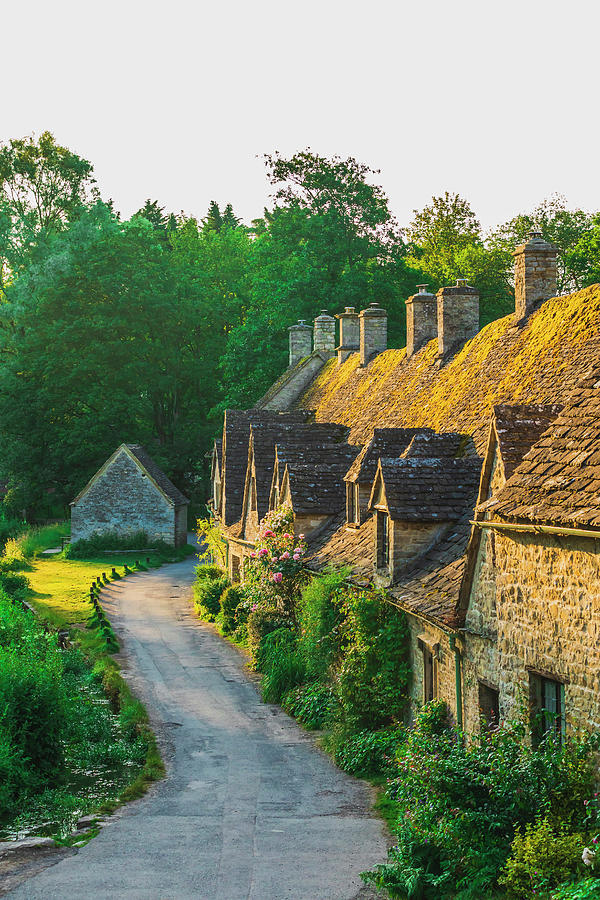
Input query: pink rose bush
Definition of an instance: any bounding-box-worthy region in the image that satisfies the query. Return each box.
[243,504,307,615]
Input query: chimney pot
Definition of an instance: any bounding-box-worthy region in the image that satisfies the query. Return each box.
[417,284,429,294]
[336,305,360,364]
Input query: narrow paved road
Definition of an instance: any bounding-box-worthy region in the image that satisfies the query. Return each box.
[7,554,387,900]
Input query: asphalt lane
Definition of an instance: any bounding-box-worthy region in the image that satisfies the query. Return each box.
[6,553,387,899]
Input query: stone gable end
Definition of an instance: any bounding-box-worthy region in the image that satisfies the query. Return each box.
[71,448,178,546]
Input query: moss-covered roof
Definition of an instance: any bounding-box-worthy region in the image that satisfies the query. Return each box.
[298,286,600,454]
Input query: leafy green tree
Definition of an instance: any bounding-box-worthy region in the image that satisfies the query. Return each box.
[0,131,96,289]
[219,151,418,408]
[407,192,513,326]
[201,201,241,234]
[0,203,242,514]
[489,194,600,294]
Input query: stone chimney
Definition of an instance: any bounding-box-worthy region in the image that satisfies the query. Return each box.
[288,319,312,367]
[437,279,479,357]
[359,303,387,367]
[513,230,558,320]
[405,285,437,359]
[335,306,360,365]
[313,310,336,355]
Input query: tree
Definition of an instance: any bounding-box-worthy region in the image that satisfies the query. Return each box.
[407,193,513,326]
[0,131,97,289]
[201,200,241,233]
[0,203,243,514]
[489,194,599,294]
[219,150,419,410]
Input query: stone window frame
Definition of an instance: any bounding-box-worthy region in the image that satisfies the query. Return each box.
[528,668,567,745]
[376,511,391,572]
[418,638,438,703]
[478,680,500,731]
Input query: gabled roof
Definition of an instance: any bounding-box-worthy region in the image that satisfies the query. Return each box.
[344,427,432,483]
[369,456,480,522]
[482,370,600,527]
[281,443,360,515]
[221,409,310,525]
[492,404,561,481]
[71,443,189,507]
[401,432,466,459]
[298,286,600,455]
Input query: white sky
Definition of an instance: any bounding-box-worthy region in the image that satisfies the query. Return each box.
[4,0,600,231]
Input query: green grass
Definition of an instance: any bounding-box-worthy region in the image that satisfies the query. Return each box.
[3,525,195,837]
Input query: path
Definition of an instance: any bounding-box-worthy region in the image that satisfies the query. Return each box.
[6,553,387,900]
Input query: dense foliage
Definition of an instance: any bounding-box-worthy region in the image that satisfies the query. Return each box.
[2,133,600,519]
[364,702,600,900]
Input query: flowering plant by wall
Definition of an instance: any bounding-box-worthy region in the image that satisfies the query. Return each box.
[243,504,307,615]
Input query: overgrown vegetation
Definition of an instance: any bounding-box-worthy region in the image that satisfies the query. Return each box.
[0,523,179,840]
[195,509,600,899]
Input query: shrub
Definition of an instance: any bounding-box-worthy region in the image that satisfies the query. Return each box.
[195,564,225,581]
[335,590,410,730]
[500,818,586,898]
[326,726,405,778]
[0,570,30,602]
[257,628,305,703]
[282,682,337,730]
[364,711,598,899]
[220,584,246,634]
[551,878,600,899]
[247,605,293,654]
[297,568,348,681]
[66,530,170,558]
[194,575,229,621]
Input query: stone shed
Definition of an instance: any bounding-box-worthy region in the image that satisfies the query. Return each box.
[70,444,189,547]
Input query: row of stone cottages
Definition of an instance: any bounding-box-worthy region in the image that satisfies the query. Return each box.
[210,232,600,739]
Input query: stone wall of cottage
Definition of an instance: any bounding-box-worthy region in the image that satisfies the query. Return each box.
[406,615,459,723]
[463,529,600,735]
[71,450,179,546]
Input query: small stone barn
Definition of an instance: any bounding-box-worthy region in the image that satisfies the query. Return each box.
[70,444,189,547]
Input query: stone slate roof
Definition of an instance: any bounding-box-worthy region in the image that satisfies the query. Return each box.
[126,445,189,506]
[221,409,310,525]
[298,285,600,455]
[345,427,432,483]
[482,370,600,527]
[306,512,373,582]
[373,458,481,522]
[401,432,466,459]
[249,421,351,523]
[492,404,561,480]
[283,443,361,515]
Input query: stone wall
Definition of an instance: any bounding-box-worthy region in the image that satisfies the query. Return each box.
[437,281,479,357]
[71,449,179,546]
[464,529,600,735]
[405,615,459,724]
[513,233,558,320]
[405,287,437,359]
[359,305,387,367]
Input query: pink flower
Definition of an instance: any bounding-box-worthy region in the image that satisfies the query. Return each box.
[298,534,305,540]
[258,548,268,557]
[272,572,283,583]
[263,529,275,538]
[293,547,304,556]
[293,553,300,561]
[281,551,290,559]
[250,551,256,558]
[283,533,292,540]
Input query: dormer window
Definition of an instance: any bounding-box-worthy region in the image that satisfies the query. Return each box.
[376,511,390,570]
[347,482,361,525]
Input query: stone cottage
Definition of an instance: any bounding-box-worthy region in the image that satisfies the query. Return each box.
[71,443,189,547]
[211,231,600,740]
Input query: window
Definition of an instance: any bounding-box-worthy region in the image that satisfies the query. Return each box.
[423,646,436,702]
[354,483,360,523]
[250,480,257,512]
[213,478,221,512]
[376,512,390,570]
[347,482,355,524]
[478,682,500,730]
[231,555,241,583]
[530,673,565,744]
